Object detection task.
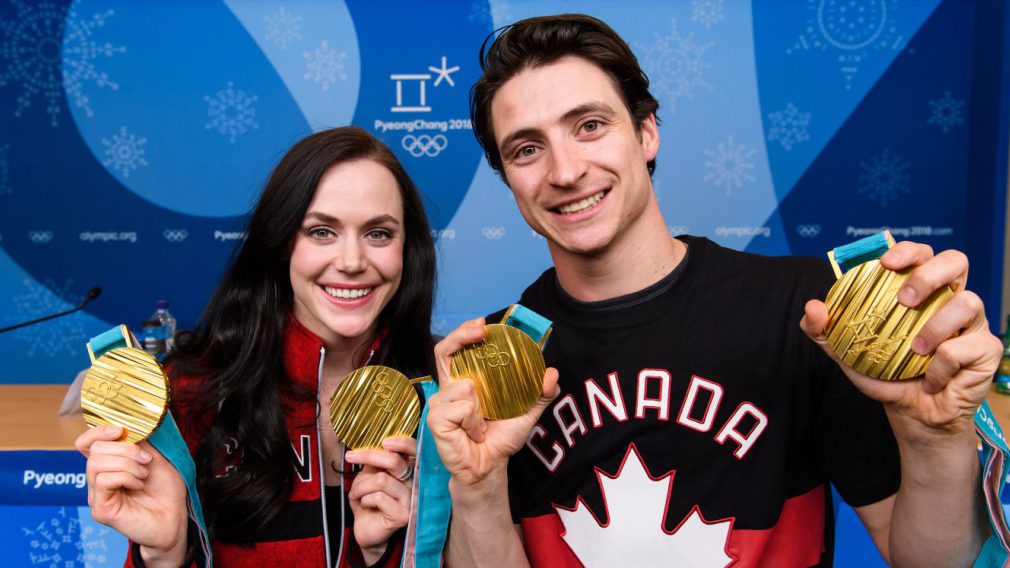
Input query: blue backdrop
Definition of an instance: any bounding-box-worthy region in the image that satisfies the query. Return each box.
[1,1,1009,567]
[1,0,1007,383]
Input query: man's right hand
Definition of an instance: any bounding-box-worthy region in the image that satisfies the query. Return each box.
[75,425,189,566]
[427,318,560,487]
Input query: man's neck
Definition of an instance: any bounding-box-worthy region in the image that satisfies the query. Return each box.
[549,203,685,302]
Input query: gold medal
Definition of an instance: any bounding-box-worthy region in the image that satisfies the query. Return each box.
[82,336,169,443]
[450,323,546,420]
[825,247,953,381]
[329,365,427,451]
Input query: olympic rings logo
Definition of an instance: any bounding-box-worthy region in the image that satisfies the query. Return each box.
[84,378,123,405]
[28,230,53,243]
[795,225,821,238]
[370,371,395,413]
[474,343,511,368]
[402,134,448,157]
[163,229,188,242]
[481,227,506,239]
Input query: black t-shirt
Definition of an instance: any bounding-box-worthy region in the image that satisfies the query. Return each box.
[496,236,899,568]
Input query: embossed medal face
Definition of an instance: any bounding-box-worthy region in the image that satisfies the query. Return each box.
[329,366,421,451]
[81,347,170,443]
[449,323,546,420]
[825,259,953,381]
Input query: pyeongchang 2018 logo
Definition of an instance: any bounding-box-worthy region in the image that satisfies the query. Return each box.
[402,134,447,157]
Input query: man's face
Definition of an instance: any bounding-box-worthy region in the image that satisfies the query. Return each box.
[491,55,659,258]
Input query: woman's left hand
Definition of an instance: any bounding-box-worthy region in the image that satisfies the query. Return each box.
[345,436,416,564]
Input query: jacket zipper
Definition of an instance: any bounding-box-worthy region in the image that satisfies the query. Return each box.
[316,346,336,567]
[319,345,377,568]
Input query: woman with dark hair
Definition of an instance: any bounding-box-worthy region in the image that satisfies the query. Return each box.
[75,126,436,567]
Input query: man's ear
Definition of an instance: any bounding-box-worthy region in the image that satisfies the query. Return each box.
[640,113,659,162]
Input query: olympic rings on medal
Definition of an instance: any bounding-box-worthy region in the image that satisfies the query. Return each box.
[401,134,448,157]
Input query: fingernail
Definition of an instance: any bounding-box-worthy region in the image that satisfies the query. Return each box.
[139,450,152,462]
[344,451,358,461]
[898,287,917,305]
[911,337,927,355]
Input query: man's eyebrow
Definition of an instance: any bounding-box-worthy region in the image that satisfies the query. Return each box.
[499,127,541,156]
[498,102,618,155]
[559,101,617,123]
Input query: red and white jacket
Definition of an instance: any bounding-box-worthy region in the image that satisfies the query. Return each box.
[125,317,403,568]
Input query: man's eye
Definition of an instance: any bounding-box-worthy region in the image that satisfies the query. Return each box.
[583,120,600,133]
[518,145,537,158]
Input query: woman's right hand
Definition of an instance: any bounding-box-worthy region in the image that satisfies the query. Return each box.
[75,425,189,566]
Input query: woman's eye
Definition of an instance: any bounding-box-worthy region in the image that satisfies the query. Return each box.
[367,229,392,240]
[308,227,333,239]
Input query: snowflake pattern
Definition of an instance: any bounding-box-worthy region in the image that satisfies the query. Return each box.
[766,102,811,151]
[7,278,87,357]
[23,507,112,566]
[634,20,713,113]
[204,81,259,143]
[468,0,511,28]
[703,135,756,193]
[858,148,910,206]
[303,41,347,91]
[101,126,147,178]
[0,143,11,194]
[926,91,965,134]
[0,0,124,127]
[787,0,903,90]
[691,0,725,29]
[264,5,301,49]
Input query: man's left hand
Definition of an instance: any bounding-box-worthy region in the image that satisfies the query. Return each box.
[801,240,1002,434]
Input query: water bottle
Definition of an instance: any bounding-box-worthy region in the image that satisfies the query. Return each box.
[141,300,176,360]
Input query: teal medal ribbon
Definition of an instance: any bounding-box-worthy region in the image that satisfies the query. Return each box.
[502,303,553,349]
[88,327,213,566]
[832,232,1010,566]
[402,304,552,567]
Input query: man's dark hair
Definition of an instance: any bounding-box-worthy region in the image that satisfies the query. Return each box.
[470,13,660,177]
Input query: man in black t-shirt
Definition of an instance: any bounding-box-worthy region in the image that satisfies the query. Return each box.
[426,14,1002,567]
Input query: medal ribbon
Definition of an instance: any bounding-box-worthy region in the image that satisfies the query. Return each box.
[88,326,213,566]
[502,304,553,349]
[831,232,1010,566]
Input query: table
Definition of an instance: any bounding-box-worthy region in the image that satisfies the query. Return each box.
[0,385,126,567]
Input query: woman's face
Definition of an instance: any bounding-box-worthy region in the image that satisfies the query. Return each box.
[289,158,405,350]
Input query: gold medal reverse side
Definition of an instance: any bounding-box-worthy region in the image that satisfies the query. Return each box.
[81,347,170,443]
[449,323,545,420]
[824,259,953,381]
[329,365,422,451]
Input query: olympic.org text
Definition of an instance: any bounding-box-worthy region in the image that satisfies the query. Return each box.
[24,469,86,489]
[374,118,472,133]
[846,226,954,238]
[214,231,246,242]
[716,226,771,238]
[80,231,137,243]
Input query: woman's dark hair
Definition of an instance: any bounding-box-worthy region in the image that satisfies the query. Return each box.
[470,13,660,177]
[170,126,436,540]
